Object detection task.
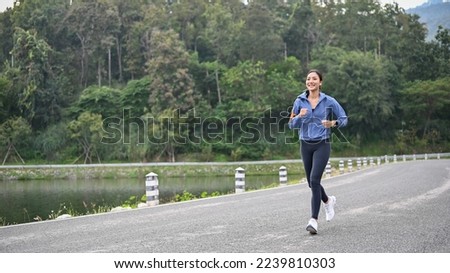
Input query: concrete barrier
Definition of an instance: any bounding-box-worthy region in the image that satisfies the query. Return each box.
[279,166,287,186]
[145,172,159,206]
[339,160,344,174]
[235,167,245,193]
[325,161,331,178]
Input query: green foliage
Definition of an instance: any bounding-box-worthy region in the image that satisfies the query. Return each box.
[0,0,449,163]
[147,28,195,115]
[71,85,121,119]
[33,122,69,161]
[400,77,450,149]
[67,112,104,164]
[0,116,32,147]
[174,190,223,202]
[238,3,284,64]
[120,77,152,118]
[122,195,142,209]
[175,190,197,202]
[310,47,399,140]
[284,0,317,65]
[0,76,13,123]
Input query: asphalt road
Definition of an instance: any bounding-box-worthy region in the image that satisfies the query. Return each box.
[1,160,449,253]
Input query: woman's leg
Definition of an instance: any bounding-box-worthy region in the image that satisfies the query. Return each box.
[308,141,331,219]
[300,143,313,189]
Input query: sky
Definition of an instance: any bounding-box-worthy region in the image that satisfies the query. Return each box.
[0,0,431,13]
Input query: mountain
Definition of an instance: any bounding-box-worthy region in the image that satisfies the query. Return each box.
[407,1,450,41]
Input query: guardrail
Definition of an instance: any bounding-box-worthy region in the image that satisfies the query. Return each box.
[0,153,448,169]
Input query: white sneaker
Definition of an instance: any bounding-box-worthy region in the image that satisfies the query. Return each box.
[306,218,318,234]
[324,196,336,221]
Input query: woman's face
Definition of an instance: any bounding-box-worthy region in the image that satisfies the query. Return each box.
[306,72,322,92]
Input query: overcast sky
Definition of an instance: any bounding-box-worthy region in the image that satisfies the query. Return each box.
[0,0,431,14]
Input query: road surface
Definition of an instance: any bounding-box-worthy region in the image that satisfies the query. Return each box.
[1,160,449,253]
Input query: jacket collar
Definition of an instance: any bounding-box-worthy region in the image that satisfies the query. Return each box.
[299,90,326,100]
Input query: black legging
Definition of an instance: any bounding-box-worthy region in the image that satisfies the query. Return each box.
[301,139,330,220]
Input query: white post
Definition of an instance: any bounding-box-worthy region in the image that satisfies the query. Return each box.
[425,154,428,160]
[393,154,397,163]
[339,160,344,174]
[357,158,361,170]
[413,154,416,161]
[325,161,331,178]
[363,158,367,168]
[235,167,245,193]
[377,157,381,166]
[369,157,374,167]
[403,155,406,162]
[385,155,389,164]
[347,159,353,172]
[279,166,287,186]
[437,153,440,160]
[145,172,159,206]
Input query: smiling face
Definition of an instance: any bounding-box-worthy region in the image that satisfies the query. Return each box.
[306,71,322,92]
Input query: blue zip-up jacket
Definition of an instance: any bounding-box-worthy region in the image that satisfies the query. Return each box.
[288,91,348,141]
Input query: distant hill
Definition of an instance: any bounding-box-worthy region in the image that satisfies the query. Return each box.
[407,1,450,41]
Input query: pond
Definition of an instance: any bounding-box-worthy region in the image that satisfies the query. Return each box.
[0,174,283,226]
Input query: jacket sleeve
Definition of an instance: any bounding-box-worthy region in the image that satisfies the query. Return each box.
[331,98,348,128]
[288,99,304,129]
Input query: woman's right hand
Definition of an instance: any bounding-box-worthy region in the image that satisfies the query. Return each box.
[299,108,308,117]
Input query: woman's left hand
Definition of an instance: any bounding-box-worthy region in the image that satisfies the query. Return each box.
[321,120,336,128]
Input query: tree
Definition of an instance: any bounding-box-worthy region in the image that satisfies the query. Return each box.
[201,1,243,66]
[188,52,228,109]
[63,1,120,87]
[33,122,69,161]
[237,3,284,64]
[381,3,431,82]
[124,3,170,80]
[400,78,450,139]
[265,56,302,112]
[310,47,399,141]
[168,0,207,49]
[221,60,268,111]
[71,85,121,119]
[433,26,450,78]
[146,28,196,161]
[0,117,31,164]
[285,0,317,66]
[10,27,61,130]
[147,28,195,114]
[0,9,14,68]
[119,77,152,118]
[68,112,104,164]
[0,76,13,123]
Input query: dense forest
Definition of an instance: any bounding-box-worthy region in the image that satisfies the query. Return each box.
[0,0,449,164]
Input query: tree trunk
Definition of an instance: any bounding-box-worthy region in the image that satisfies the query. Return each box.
[116,36,123,82]
[77,33,86,87]
[98,61,102,87]
[215,67,221,104]
[108,47,112,87]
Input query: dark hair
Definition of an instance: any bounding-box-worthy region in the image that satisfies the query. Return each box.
[307,69,323,81]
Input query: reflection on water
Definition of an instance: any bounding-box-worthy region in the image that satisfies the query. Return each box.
[0,175,281,225]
